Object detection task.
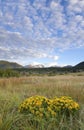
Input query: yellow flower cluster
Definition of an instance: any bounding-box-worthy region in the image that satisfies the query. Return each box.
[19,96,79,119]
[19,96,56,119]
[51,96,79,115]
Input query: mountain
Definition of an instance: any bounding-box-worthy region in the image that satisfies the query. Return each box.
[63,65,73,68]
[0,60,23,69]
[0,60,84,71]
[24,64,44,68]
[74,61,84,69]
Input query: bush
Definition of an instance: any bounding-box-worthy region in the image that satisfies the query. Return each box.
[19,96,56,120]
[0,69,19,77]
[19,96,79,121]
[51,96,79,117]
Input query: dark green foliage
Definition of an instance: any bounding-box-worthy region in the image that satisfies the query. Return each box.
[0,69,20,77]
[14,65,84,76]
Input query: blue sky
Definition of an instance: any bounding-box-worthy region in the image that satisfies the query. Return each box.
[0,0,84,66]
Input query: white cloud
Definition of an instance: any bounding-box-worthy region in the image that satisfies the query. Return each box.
[53,56,59,60]
[29,62,42,66]
[48,55,59,60]
[23,16,33,30]
[50,1,59,9]
[45,62,58,67]
[70,0,79,5]
[0,0,84,65]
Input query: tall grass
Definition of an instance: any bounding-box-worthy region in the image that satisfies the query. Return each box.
[0,73,84,129]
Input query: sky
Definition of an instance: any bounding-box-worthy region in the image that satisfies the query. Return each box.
[0,0,84,66]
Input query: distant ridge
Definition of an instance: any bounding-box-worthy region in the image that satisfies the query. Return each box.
[0,60,22,69]
[63,65,73,68]
[0,60,84,70]
[74,61,84,69]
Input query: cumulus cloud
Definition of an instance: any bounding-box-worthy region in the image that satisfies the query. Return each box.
[0,0,84,64]
[48,55,59,60]
[45,62,58,67]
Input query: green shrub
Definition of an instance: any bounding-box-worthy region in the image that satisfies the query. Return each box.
[51,96,79,116]
[19,96,56,120]
[19,95,79,121]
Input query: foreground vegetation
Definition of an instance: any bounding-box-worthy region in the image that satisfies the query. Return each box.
[0,74,84,130]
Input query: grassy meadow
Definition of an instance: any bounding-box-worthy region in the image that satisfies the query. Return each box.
[0,73,84,130]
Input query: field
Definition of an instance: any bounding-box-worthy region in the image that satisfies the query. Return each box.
[0,73,84,130]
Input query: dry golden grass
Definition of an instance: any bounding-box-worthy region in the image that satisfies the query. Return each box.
[0,74,84,104]
[0,73,84,130]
